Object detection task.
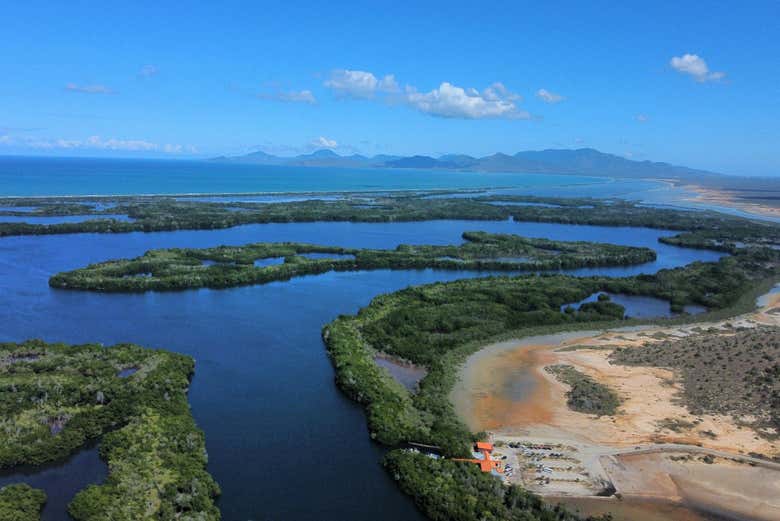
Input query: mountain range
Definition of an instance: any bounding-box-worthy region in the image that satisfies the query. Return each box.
[210,147,728,183]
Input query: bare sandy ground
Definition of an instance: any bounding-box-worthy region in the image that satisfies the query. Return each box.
[451,289,780,519]
[683,184,780,220]
[601,452,780,521]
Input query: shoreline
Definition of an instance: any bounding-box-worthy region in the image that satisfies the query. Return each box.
[451,289,780,520]
[682,184,780,220]
[0,174,668,200]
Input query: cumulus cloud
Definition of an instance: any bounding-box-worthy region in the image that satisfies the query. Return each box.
[311,136,338,148]
[64,83,115,94]
[0,134,196,154]
[536,88,564,103]
[324,68,531,119]
[635,114,649,123]
[138,65,159,78]
[324,69,399,99]
[258,89,316,104]
[670,54,725,82]
[403,82,528,119]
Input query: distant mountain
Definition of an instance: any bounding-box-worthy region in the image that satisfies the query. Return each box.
[503,148,711,179]
[384,155,458,169]
[210,147,725,183]
[213,149,386,168]
[438,154,478,168]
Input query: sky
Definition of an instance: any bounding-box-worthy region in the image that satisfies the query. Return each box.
[1,1,778,176]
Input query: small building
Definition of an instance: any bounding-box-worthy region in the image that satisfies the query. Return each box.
[454,441,502,473]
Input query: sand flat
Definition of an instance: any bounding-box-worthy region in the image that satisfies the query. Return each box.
[451,290,780,519]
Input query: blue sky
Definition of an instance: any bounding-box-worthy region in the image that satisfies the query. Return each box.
[1,1,778,175]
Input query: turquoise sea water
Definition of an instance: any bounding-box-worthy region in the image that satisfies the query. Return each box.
[6,156,776,223]
[0,156,663,197]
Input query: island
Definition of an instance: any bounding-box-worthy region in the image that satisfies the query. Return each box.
[0,340,220,520]
[48,232,655,292]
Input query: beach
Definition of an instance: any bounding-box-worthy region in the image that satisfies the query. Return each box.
[684,184,780,220]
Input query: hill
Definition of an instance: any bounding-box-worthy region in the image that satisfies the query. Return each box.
[210,147,734,185]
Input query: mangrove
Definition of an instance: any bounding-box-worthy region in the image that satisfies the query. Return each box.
[48,232,656,292]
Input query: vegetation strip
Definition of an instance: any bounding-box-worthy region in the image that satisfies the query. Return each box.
[48,232,655,292]
[0,340,220,520]
[2,193,779,252]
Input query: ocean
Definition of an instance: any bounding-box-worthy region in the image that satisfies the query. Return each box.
[0,155,665,198]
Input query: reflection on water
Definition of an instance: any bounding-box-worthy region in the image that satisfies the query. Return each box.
[561,292,707,318]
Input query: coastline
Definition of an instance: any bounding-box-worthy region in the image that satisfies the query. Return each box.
[450,289,780,520]
[682,184,780,220]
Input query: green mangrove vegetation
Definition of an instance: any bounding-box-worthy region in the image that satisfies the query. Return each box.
[322,247,779,519]
[383,451,609,521]
[68,408,220,521]
[323,249,778,452]
[48,232,655,292]
[0,484,46,521]
[544,364,621,416]
[3,193,779,254]
[0,340,220,519]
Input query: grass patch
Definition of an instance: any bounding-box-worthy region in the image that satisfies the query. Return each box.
[545,364,621,416]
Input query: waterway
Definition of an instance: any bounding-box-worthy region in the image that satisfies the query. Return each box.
[0,217,726,519]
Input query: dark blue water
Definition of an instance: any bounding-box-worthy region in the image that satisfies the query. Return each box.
[561,292,707,318]
[0,156,663,197]
[253,257,285,267]
[0,220,724,520]
[0,444,107,521]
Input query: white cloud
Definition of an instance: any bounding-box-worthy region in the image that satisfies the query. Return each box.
[635,114,649,123]
[311,136,338,148]
[403,82,528,119]
[64,83,115,94]
[258,89,316,104]
[138,65,159,78]
[324,69,398,99]
[325,68,530,120]
[670,54,725,82]
[0,134,196,154]
[536,88,564,104]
